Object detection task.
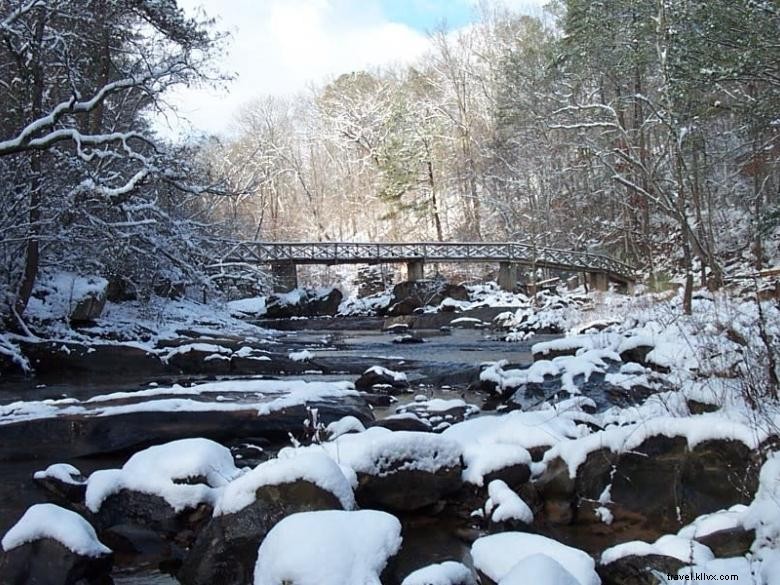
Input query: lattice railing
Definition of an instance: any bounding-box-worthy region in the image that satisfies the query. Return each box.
[215,241,635,280]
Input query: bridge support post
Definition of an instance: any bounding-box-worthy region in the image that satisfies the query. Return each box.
[407,260,425,281]
[498,262,517,292]
[271,263,298,292]
[588,271,609,292]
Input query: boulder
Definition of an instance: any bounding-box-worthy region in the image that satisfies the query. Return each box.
[695,525,755,558]
[100,524,184,571]
[0,396,373,461]
[178,480,344,585]
[33,464,87,507]
[598,554,687,585]
[92,489,211,544]
[356,465,462,512]
[354,366,409,392]
[536,435,762,551]
[0,538,113,585]
[0,504,113,585]
[264,288,343,319]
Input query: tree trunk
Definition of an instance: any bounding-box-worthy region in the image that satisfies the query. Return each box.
[14,11,47,318]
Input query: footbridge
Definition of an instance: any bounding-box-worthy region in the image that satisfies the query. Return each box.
[215,241,635,292]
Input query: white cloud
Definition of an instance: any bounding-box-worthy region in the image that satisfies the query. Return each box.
[160,0,430,138]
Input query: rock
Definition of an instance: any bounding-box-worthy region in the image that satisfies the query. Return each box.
[178,480,345,585]
[598,554,687,585]
[105,276,138,302]
[354,366,409,392]
[387,298,422,317]
[0,397,374,461]
[536,436,763,552]
[695,525,755,558]
[619,344,654,367]
[356,465,462,513]
[93,489,211,545]
[372,416,433,433]
[483,462,531,492]
[306,288,343,316]
[21,341,166,379]
[393,334,425,344]
[100,524,184,571]
[0,504,113,585]
[33,464,87,508]
[687,399,719,415]
[69,285,107,323]
[264,288,343,319]
[0,538,114,585]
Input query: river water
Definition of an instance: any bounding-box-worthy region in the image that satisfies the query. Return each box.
[0,324,552,584]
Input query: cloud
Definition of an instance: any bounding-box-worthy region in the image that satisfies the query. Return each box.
[160,0,430,138]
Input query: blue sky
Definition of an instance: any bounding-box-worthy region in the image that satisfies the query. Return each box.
[379,0,476,32]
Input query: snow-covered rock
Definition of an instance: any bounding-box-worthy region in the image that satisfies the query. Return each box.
[2,504,110,557]
[355,365,409,392]
[499,554,580,585]
[485,479,533,524]
[401,561,476,585]
[180,453,354,585]
[253,510,402,585]
[471,532,599,585]
[0,504,113,585]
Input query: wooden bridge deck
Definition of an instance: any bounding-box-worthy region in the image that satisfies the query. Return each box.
[217,241,635,283]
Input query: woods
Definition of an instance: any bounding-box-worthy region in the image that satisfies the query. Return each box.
[1,0,778,324]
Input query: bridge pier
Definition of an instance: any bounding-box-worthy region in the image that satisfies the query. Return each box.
[407,260,425,281]
[271,263,298,292]
[498,262,517,292]
[587,271,609,292]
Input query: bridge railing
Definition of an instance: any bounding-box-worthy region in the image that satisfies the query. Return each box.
[215,241,635,279]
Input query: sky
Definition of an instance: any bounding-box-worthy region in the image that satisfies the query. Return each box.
[162,0,547,137]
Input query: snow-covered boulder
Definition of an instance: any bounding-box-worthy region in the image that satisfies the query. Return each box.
[401,561,476,585]
[33,463,87,505]
[355,365,409,393]
[499,554,581,585]
[395,398,480,432]
[537,417,767,540]
[0,504,113,585]
[85,438,241,535]
[179,452,353,585]
[325,428,463,512]
[471,533,599,585]
[253,510,402,585]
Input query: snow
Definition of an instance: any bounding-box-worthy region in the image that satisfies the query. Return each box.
[485,480,533,524]
[0,379,359,425]
[364,365,408,383]
[85,438,242,512]
[743,451,780,581]
[25,271,108,321]
[227,296,267,316]
[472,533,599,585]
[676,505,747,539]
[600,534,714,565]
[532,335,594,356]
[253,510,402,585]
[401,561,475,585]
[443,409,583,485]
[499,554,580,585]
[2,504,111,557]
[33,463,85,485]
[325,415,366,439]
[215,452,355,515]
[542,412,775,479]
[289,349,314,361]
[306,428,460,476]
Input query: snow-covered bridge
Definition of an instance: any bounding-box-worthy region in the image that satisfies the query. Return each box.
[215,241,635,292]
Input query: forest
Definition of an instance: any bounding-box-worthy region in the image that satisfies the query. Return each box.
[1,0,778,328]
